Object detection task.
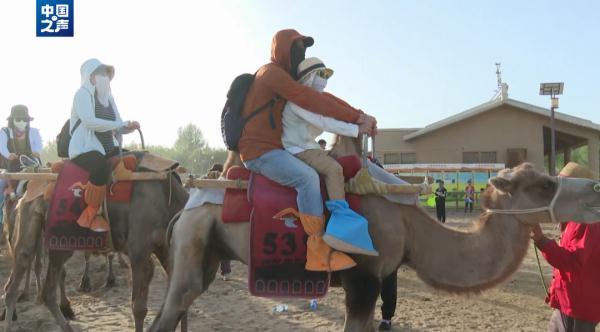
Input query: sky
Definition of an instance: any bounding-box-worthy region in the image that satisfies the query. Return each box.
[1,0,599,149]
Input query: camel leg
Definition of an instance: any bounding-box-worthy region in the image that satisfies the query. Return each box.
[129,255,154,332]
[2,251,29,327]
[34,242,44,304]
[17,261,32,302]
[148,228,220,331]
[78,251,92,293]
[58,267,75,320]
[41,250,74,332]
[2,216,42,325]
[341,271,381,332]
[105,253,116,288]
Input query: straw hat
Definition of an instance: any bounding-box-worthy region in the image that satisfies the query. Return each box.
[559,162,597,180]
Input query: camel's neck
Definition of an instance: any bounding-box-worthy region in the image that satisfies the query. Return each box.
[403,207,530,293]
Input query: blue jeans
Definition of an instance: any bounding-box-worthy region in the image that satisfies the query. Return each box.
[244,149,323,216]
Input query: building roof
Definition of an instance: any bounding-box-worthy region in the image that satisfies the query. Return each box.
[403,98,600,141]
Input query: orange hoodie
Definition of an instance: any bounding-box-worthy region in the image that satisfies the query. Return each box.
[238,29,362,162]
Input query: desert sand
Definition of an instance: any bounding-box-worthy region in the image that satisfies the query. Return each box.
[0,210,572,331]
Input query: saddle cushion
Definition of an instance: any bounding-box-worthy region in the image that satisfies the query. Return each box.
[107,155,137,203]
[221,166,252,223]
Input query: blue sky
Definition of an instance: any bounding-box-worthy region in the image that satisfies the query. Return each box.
[1,1,598,148]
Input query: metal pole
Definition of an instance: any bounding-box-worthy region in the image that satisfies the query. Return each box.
[550,95,556,176]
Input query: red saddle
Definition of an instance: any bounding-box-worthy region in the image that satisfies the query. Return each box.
[222,155,362,223]
[226,155,363,298]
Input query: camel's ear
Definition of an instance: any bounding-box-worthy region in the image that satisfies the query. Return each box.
[489,177,512,193]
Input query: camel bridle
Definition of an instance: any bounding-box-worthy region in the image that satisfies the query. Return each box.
[485,176,563,224]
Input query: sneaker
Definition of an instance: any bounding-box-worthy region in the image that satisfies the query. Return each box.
[378,320,392,331]
[222,273,230,281]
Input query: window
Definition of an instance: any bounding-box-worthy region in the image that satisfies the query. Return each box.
[506,148,527,168]
[480,152,497,163]
[384,153,400,164]
[463,152,479,163]
[400,153,416,164]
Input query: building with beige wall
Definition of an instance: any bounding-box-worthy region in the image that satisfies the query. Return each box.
[375,97,600,175]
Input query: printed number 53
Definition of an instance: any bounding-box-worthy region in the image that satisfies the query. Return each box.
[263,232,296,256]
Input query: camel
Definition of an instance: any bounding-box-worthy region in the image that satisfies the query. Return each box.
[3,163,190,332]
[1,198,119,317]
[148,135,600,332]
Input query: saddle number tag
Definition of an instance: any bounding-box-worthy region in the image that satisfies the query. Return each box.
[262,232,303,256]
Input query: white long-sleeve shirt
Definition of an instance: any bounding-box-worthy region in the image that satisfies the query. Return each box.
[0,127,43,159]
[282,98,359,154]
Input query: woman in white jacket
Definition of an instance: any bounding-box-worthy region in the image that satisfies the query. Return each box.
[282,57,378,256]
[69,58,139,232]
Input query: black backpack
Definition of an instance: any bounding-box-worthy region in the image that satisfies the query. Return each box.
[220,73,278,151]
[56,119,80,158]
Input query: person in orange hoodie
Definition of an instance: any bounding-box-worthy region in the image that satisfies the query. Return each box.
[240,29,377,272]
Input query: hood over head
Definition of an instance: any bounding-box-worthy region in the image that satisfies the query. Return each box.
[271,29,313,74]
[80,58,115,94]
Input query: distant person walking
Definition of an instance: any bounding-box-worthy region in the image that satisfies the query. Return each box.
[464,179,475,213]
[434,180,447,222]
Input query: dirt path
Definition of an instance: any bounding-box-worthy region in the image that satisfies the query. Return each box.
[0,210,567,331]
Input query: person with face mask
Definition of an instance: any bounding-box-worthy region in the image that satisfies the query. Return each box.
[239,29,378,272]
[281,57,378,257]
[0,104,43,230]
[68,58,140,232]
[0,105,43,171]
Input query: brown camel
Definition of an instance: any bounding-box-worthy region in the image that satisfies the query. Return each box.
[3,166,189,332]
[1,198,119,320]
[149,136,600,332]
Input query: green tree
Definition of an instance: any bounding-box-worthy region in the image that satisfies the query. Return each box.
[41,139,59,164]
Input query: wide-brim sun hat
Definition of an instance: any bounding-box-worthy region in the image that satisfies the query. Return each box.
[7,104,34,121]
[297,57,334,80]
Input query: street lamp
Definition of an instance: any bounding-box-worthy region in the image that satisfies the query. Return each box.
[539,82,564,176]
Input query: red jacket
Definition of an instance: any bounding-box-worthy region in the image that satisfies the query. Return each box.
[538,222,600,322]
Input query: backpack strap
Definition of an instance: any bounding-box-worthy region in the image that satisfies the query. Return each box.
[243,95,280,124]
[70,119,81,135]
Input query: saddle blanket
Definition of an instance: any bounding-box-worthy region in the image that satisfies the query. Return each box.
[184,187,225,210]
[45,161,107,251]
[249,173,329,299]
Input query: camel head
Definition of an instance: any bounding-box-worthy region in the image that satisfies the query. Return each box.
[483,163,600,224]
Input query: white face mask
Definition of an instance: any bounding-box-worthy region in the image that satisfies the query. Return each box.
[13,120,28,131]
[94,74,112,106]
[312,76,328,92]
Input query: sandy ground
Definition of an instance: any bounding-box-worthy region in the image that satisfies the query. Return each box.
[0,209,583,332]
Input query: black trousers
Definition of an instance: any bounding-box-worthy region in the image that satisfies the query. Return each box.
[71,151,110,186]
[465,201,473,213]
[380,269,398,321]
[435,200,446,222]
